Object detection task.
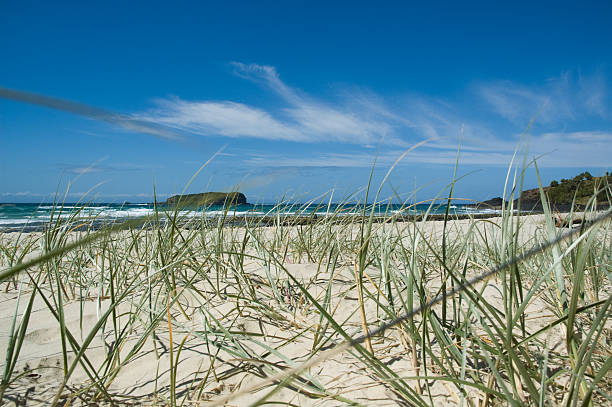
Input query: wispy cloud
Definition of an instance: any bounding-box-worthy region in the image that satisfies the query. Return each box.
[233,63,394,144]
[57,162,158,175]
[135,64,610,168]
[1,191,42,197]
[245,149,516,168]
[0,191,166,199]
[136,98,306,142]
[578,71,608,118]
[527,131,612,167]
[2,64,609,171]
[245,130,612,168]
[137,63,395,145]
[480,82,552,123]
[478,71,609,125]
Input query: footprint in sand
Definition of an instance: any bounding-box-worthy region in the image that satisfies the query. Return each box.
[24,327,60,345]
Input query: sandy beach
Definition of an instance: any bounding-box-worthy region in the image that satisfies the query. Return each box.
[1,212,610,406]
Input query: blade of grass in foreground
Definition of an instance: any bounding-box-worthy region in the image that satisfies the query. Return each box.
[0,274,38,401]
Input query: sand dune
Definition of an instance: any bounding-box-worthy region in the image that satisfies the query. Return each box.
[1,213,610,406]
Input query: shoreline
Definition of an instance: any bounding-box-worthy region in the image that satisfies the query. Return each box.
[0,209,599,233]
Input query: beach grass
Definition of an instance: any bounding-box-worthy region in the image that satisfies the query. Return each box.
[0,162,611,406]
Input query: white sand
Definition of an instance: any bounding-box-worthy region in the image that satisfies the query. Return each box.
[0,214,608,406]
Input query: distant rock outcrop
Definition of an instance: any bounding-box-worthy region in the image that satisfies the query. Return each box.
[472,196,505,209]
[164,192,247,206]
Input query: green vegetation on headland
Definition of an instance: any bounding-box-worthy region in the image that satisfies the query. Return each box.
[544,171,611,205]
[164,191,247,206]
[476,171,611,211]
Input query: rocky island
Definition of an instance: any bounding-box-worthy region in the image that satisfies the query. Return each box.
[164,192,247,206]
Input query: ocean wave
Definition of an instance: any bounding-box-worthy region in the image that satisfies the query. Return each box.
[0,203,505,231]
[96,208,156,217]
[0,219,44,225]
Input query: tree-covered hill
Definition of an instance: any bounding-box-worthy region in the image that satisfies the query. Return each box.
[519,171,612,207]
[475,171,611,210]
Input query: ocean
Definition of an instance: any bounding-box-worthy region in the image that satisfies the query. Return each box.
[0,202,499,232]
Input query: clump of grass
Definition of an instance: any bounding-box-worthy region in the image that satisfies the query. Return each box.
[1,157,611,406]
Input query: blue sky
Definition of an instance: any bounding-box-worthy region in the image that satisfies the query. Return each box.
[1,1,611,203]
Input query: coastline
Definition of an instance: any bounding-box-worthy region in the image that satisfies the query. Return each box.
[0,209,598,234]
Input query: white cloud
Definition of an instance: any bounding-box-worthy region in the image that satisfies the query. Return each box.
[0,191,169,200]
[284,104,388,144]
[478,71,609,125]
[137,63,395,145]
[245,130,612,169]
[57,162,158,175]
[527,131,612,167]
[1,191,42,197]
[231,62,297,101]
[2,65,609,170]
[245,149,516,168]
[134,64,610,168]
[139,99,305,142]
[578,72,608,117]
[480,82,550,123]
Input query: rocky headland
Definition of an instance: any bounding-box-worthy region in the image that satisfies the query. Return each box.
[470,171,611,212]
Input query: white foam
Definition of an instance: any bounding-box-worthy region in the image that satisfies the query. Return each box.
[0,204,506,230]
[96,208,156,217]
[202,210,267,217]
[0,219,42,225]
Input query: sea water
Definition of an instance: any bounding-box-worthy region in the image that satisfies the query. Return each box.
[0,202,499,232]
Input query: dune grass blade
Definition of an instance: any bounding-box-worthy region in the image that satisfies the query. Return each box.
[0,275,37,401]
